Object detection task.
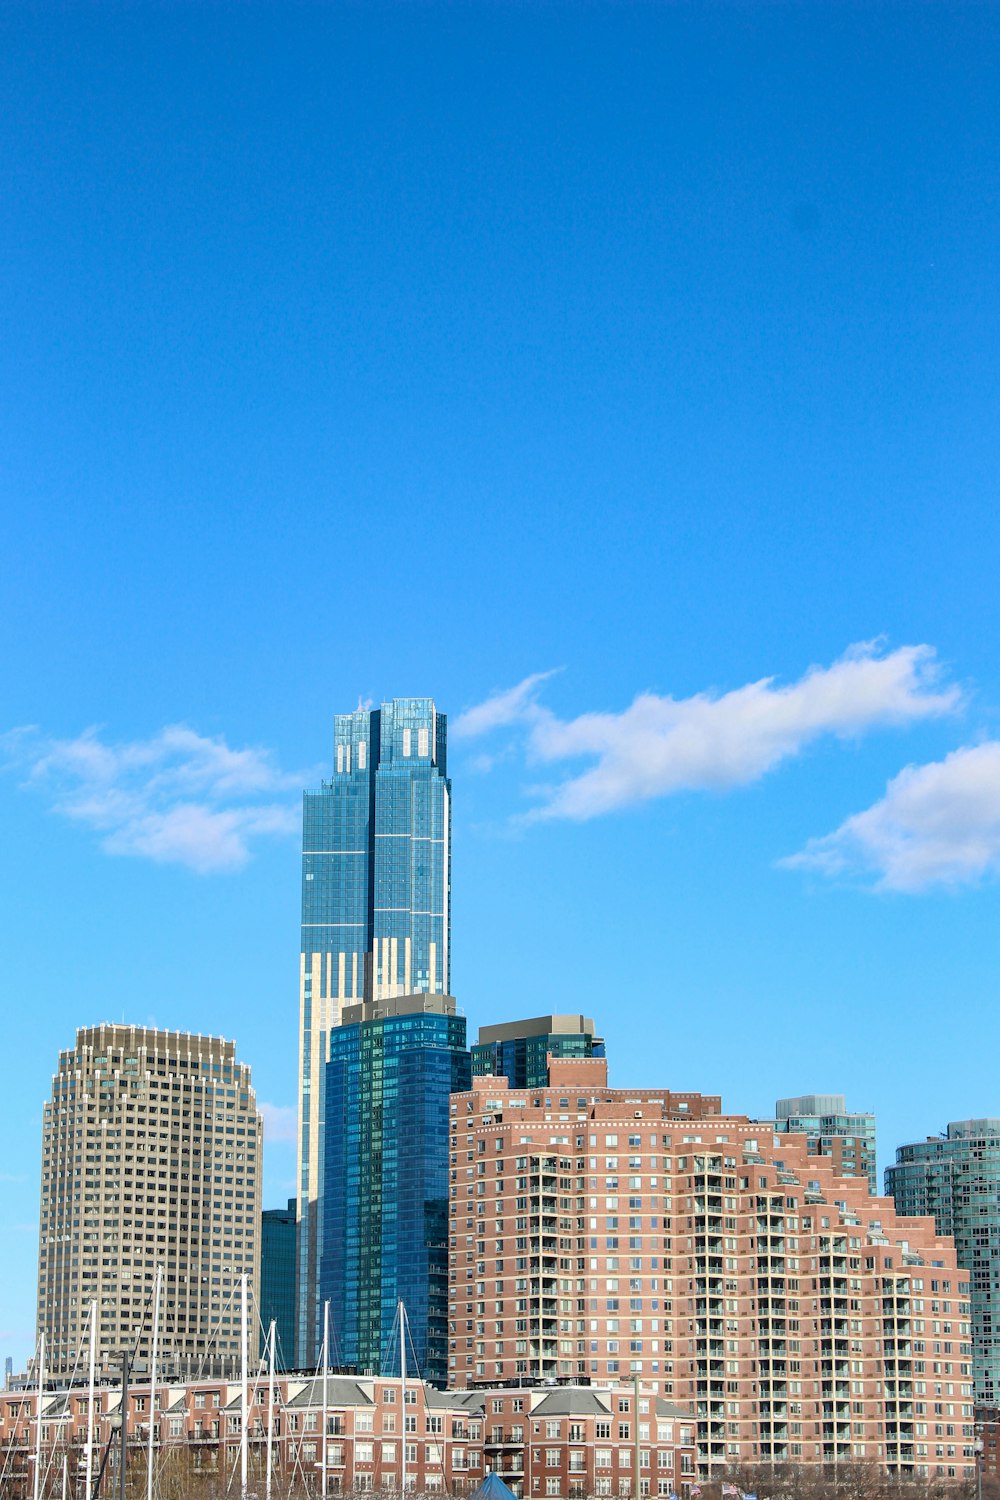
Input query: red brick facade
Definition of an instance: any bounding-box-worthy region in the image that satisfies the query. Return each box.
[0,1373,695,1499]
[448,1060,975,1482]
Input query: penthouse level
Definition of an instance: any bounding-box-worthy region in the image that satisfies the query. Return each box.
[449,1059,975,1484]
[0,1373,696,1500]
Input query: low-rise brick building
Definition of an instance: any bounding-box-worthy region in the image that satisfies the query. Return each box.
[0,1372,695,1498]
[977,1403,1000,1482]
[468,1384,695,1496]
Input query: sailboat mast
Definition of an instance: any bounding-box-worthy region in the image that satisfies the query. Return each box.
[240,1273,249,1500]
[265,1320,275,1500]
[147,1265,161,1500]
[84,1301,97,1500]
[33,1331,44,1500]
[399,1302,406,1499]
[321,1300,330,1500]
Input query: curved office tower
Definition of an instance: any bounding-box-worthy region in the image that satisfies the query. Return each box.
[38,1024,262,1381]
[295,698,450,1366]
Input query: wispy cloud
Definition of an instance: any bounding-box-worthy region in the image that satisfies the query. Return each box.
[453,670,560,740]
[455,643,959,821]
[1,724,310,874]
[783,741,1000,891]
[259,1102,298,1145]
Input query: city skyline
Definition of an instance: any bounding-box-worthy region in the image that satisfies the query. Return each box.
[3,2,1000,1386]
[4,679,999,1379]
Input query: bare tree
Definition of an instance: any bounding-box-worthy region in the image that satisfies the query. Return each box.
[705,1460,977,1500]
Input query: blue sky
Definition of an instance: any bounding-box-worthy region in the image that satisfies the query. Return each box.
[2,3,999,1372]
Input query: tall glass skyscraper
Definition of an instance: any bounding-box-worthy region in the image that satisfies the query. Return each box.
[296,698,451,1366]
[886,1119,1000,1404]
[322,994,470,1387]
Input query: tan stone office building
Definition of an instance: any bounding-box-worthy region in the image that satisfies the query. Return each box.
[449,1058,975,1483]
[37,1024,262,1380]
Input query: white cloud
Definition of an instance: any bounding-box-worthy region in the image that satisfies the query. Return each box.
[784,741,1000,891]
[1,723,309,874]
[452,670,559,739]
[455,642,959,821]
[258,1102,298,1145]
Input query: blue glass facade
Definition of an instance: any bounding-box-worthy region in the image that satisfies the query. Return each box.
[260,1199,297,1370]
[886,1120,1000,1404]
[321,998,470,1387]
[300,700,450,1006]
[301,708,377,1008]
[297,699,451,1367]
[370,700,451,997]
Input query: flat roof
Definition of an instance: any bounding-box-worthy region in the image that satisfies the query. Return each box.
[476,1014,599,1045]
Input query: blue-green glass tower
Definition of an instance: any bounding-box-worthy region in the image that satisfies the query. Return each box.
[322,994,470,1387]
[886,1119,1000,1404]
[260,1199,297,1370]
[296,699,451,1367]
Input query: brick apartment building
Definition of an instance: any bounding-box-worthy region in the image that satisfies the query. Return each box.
[448,1059,975,1483]
[473,1384,695,1496]
[0,1373,696,1499]
[978,1404,1000,1482]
